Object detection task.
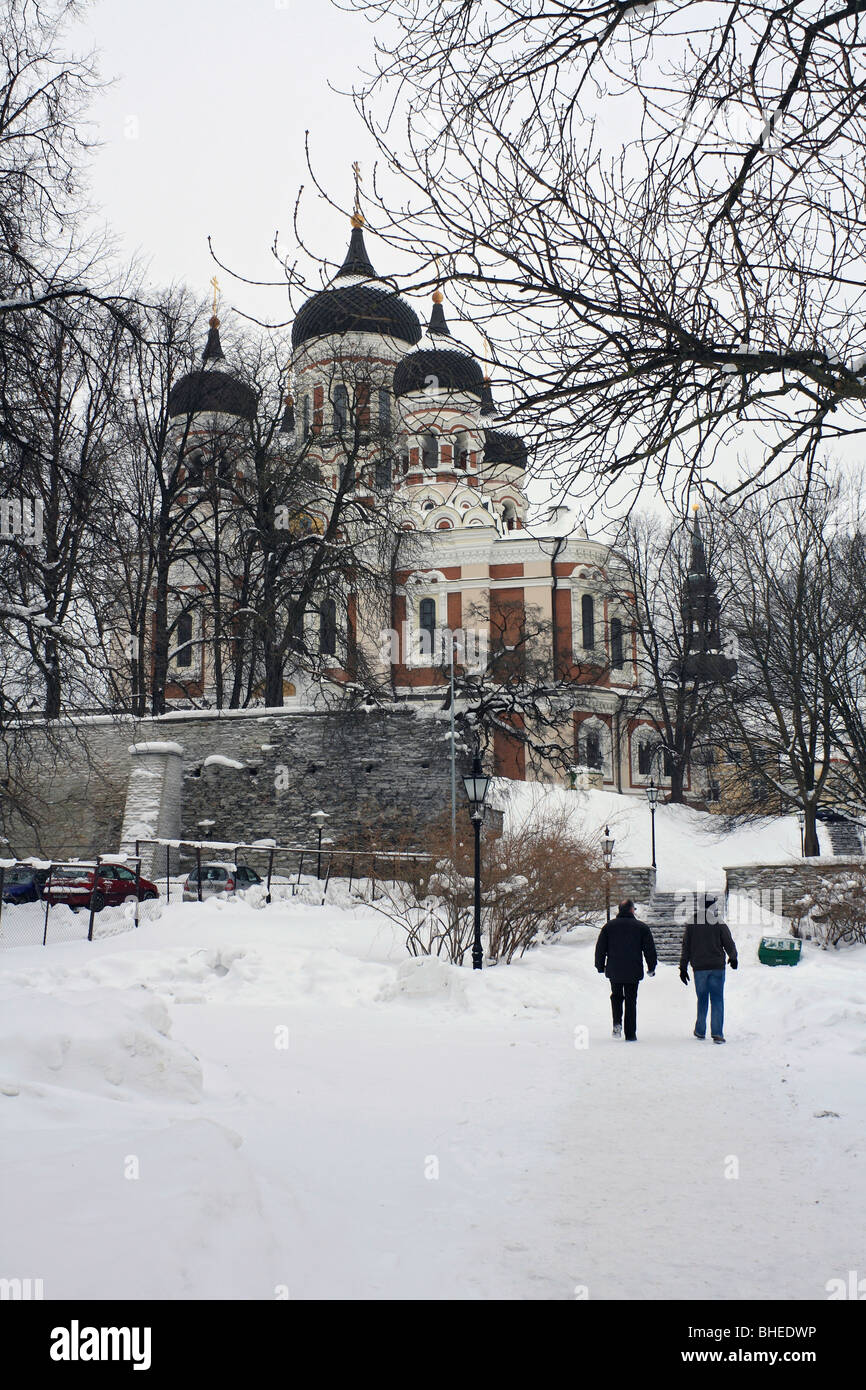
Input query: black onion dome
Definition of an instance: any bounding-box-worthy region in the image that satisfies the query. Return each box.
[483,428,528,469]
[167,317,256,421]
[292,284,422,349]
[393,347,485,399]
[292,222,422,349]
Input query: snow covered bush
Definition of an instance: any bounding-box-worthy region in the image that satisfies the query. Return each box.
[789,874,866,948]
[370,804,602,965]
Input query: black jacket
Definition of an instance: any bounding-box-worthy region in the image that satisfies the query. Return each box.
[595,911,657,983]
[680,920,738,972]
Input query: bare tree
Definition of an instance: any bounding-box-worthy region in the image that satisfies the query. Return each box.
[335,0,866,506]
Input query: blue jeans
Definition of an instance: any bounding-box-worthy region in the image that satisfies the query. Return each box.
[694,969,726,1038]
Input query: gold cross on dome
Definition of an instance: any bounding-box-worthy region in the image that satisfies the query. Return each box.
[210,276,220,315]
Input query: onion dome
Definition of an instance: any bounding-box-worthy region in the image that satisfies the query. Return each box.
[393,291,485,399]
[291,217,422,350]
[483,428,528,470]
[167,316,256,421]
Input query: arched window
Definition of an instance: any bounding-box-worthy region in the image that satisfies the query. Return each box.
[502,501,517,531]
[301,396,311,438]
[581,594,595,649]
[585,731,602,770]
[175,611,193,669]
[610,617,624,669]
[637,740,655,776]
[455,431,469,468]
[375,455,391,490]
[419,598,436,641]
[421,433,438,470]
[319,598,337,657]
[378,389,391,435]
[289,604,305,650]
[333,384,349,434]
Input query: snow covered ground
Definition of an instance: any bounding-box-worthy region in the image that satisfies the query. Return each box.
[1,867,863,1300]
[495,780,831,890]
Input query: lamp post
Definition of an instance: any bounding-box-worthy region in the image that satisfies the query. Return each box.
[311,809,329,879]
[602,825,615,921]
[462,749,491,970]
[645,778,660,870]
[797,807,805,858]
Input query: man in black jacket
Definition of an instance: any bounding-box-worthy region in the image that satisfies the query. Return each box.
[679,896,738,1043]
[595,899,658,1041]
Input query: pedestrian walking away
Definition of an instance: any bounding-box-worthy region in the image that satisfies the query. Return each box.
[679,895,738,1043]
[595,899,657,1041]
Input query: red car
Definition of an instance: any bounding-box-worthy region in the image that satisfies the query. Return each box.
[42,863,160,913]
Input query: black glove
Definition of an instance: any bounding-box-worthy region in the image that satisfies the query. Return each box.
[680,968,689,985]
[597,967,604,974]
[729,959,738,970]
[648,970,656,977]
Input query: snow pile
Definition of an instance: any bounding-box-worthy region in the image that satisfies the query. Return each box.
[0,987,202,1101]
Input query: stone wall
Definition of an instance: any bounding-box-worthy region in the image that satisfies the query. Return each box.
[725,859,866,917]
[608,866,656,908]
[2,706,469,861]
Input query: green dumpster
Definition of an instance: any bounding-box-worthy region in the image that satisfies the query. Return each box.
[758,936,803,966]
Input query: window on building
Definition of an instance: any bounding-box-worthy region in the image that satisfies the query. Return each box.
[175,611,193,668]
[319,598,337,657]
[375,455,391,490]
[663,748,675,778]
[585,730,602,770]
[421,433,438,470]
[301,396,311,438]
[610,616,624,669]
[289,604,304,650]
[378,388,390,435]
[419,597,436,642]
[455,431,469,468]
[356,382,370,430]
[581,593,595,649]
[333,384,349,434]
[637,740,654,776]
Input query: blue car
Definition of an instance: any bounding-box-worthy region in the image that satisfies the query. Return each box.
[2,864,50,904]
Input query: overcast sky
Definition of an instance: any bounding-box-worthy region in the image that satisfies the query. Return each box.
[75,0,395,325]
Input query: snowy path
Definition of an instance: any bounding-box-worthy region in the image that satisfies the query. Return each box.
[1,901,862,1301]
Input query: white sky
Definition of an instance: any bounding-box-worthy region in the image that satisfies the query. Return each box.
[75,0,394,324]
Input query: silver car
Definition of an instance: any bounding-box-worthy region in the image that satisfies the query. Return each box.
[182,862,262,902]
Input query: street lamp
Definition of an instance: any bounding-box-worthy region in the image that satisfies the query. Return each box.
[602,825,615,921]
[797,807,805,858]
[462,749,491,970]
[645,778,660,870]
[311,809,329,879]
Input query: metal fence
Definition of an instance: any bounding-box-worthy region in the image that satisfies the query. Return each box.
[0,856,161,949]
[0,841,434,948]
[134,838,434,905]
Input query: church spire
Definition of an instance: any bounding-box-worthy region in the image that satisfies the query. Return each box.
[428,287,451,337]
[334,161,377,280]
[678,505,736,683]
[202,277,225,366]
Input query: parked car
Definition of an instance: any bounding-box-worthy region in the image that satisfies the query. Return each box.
[2,863,50,904]
[41,863,160,913]
[182,862,263,902]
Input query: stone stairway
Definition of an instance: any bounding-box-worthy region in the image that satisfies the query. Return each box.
[638,889,725,964]
[824,819,864,857]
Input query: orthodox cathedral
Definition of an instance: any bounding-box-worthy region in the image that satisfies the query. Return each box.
[157,212,730,799]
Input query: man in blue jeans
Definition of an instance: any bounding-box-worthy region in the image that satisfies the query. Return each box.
[679,895,738,1043]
